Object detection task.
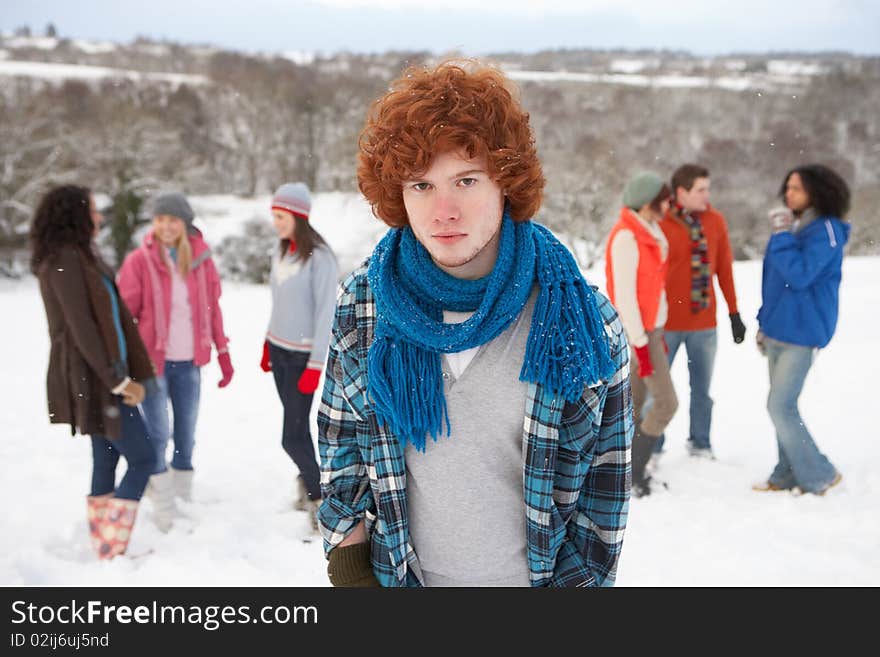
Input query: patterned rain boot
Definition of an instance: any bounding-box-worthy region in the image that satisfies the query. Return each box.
[86,494,113,558]
[95,497,139,560]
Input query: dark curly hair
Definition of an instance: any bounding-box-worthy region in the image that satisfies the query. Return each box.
[357,60,545,227]
[29,185,94,274]
[779,164,851,219]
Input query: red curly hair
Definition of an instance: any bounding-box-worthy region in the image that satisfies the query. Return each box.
[357,60,545,228]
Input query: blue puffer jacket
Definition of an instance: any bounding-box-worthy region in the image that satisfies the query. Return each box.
[757,215,850,348]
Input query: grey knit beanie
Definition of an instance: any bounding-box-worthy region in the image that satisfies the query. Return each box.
[151,192,196,232]
[271,182,311,219]
[622,172,665,210]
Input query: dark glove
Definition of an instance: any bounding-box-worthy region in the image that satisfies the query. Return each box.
[217,351,234,388]
[633,344,654,378]
[730,312,746,344]
[260,340,272,372]
[327,542,380,587]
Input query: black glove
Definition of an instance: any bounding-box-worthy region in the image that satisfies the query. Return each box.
[730,312,746,344]
[327,542,381,587]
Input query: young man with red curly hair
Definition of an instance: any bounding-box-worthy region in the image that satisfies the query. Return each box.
[316,61,633,587]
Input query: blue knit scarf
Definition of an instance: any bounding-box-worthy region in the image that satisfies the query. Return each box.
[367,214,615,451]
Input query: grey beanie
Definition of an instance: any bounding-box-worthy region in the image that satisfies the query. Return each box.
[622,171,665,210]
[271,182,311,219]
[151,192,196,231]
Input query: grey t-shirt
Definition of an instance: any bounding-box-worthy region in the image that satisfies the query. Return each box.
[404,290,537,587]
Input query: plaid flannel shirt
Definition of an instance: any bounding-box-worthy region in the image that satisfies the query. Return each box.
[317,262,633,587]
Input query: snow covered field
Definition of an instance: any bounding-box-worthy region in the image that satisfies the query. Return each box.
[1,194,876,586]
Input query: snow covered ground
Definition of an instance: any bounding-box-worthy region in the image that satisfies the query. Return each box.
[1,194,876,586]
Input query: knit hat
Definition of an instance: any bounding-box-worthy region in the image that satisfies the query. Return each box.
[271,182,311,219]
[151,192,196,232]
[622,171,665,210]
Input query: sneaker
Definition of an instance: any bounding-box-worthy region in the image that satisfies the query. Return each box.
[293,476,308,512]
[686,442,716,460]
[815,472,843,496]
[751,480,789,492]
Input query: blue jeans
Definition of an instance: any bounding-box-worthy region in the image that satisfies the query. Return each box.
[764,337,838,493]
[656,328,717,452]
[90,401,154,500]
[141,360,201,474]
[269,344,322,500]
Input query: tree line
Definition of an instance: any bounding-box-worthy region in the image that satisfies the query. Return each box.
[1,38,877,274]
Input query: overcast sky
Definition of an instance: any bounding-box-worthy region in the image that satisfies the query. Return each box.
[2,0,878,56]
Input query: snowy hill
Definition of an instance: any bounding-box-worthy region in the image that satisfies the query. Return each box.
[2,35,879,263]
[1,196,876,585]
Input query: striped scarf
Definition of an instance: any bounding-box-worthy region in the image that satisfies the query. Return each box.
[676,205,710,313]
[366,213,615,451]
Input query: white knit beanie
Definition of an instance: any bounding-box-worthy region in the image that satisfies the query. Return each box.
[271,182,311,219]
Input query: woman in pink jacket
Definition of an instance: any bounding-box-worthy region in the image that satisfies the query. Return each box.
[117,192,233,531]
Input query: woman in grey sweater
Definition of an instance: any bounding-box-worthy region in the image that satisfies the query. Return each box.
[260,182,338,528]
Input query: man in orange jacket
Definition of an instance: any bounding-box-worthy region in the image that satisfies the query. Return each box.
[657,164,745,459]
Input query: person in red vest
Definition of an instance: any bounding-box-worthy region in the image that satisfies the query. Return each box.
[656,164,744,460]
[605,171,679,497]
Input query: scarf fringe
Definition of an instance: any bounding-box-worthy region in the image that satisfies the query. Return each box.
[368,336,450,452]
[521,278,616,402]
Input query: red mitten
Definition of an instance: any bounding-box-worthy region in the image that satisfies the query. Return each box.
[297,367,322,394]
[217,351,234,388]
[633,344,654,378]
[260,340,272,372]
[662,335,669,355]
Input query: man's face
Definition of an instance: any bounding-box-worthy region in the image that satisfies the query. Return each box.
[784,172,810,213]
[402,150,505,280]
[676,177,711,213]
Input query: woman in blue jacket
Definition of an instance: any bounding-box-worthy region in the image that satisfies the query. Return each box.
[755,164,850,495]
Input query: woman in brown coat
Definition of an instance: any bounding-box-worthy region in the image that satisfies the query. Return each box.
[31,185,157,560]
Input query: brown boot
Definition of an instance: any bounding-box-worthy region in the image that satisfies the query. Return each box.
[86,494,113,557]
[631,432,661,497]
[95,498,139,560]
